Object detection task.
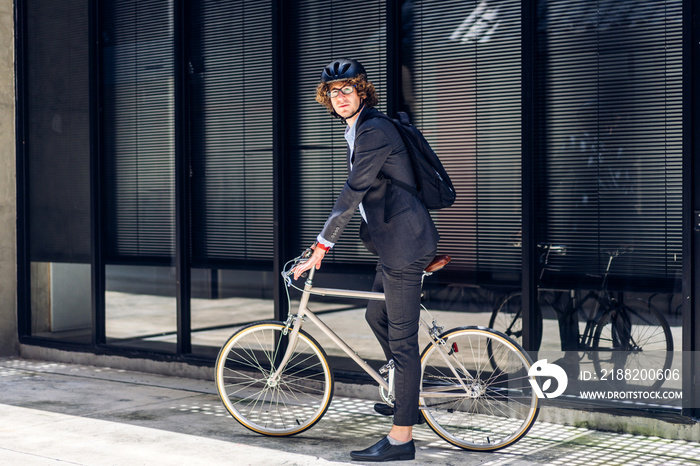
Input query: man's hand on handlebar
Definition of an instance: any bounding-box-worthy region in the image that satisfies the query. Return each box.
[292,243,327,281]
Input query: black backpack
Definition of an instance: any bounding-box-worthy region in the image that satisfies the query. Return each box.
[374,112,456,210]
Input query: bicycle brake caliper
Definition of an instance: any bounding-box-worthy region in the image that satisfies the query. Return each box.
[430,321,444,341]
[282,314,296,335]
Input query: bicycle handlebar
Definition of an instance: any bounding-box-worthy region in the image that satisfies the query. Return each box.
[602,246,634,257]
[281,249,313,285]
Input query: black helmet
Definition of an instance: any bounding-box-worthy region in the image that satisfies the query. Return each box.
[321,58,366,83]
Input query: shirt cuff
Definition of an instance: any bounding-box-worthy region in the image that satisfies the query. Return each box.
[316,235,335,249]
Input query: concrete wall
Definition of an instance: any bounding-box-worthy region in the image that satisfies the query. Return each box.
[0,0,18,356]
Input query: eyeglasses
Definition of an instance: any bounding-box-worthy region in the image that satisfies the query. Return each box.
[327,85,356,98]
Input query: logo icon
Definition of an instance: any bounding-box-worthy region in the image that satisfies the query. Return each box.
[528,359,568,399]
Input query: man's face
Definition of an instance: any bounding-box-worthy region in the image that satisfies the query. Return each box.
[329,82,361,120]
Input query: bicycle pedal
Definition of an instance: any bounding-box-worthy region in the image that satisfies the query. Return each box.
[379,359,394,375]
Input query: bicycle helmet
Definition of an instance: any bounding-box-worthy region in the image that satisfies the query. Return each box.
[321,58,367,83]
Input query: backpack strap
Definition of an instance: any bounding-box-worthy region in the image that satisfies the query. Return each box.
[385,177,418,197]
[365,113,419,197]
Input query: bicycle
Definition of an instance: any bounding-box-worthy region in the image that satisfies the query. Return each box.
[489,245,673,391]
[215,250,539,451]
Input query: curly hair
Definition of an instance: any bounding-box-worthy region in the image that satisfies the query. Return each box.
[315,75,379,115]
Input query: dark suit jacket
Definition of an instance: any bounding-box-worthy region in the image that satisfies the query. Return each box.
[319,107,439,269]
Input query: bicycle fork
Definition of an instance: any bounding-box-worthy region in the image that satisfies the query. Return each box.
[267,270,316,388]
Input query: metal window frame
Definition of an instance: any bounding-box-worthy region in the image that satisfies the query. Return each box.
[174,0,192,355]
[521,0,538,353]
[91,0,105,347]
[15,0,30,340]
[682,0,700,419]
[272,0,291,322]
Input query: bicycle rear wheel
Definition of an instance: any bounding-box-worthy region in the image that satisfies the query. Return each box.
[215,321,334,436]
[420,327,539,451]
[592,299,673,391]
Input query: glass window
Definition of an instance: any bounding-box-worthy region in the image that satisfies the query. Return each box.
[187,0,275,354]
[406,0,522,336]
[102,0,177,353]
[533,0,682,408]
[25,0,92,344]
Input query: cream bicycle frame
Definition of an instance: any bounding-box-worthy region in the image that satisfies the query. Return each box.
[272,267,473,397]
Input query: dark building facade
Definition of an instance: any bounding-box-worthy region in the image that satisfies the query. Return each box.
[13,0,700,423]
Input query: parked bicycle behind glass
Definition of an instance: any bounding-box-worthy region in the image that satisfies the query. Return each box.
[489,244,673,391]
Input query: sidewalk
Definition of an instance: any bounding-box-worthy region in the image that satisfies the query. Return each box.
[0,358,698,465]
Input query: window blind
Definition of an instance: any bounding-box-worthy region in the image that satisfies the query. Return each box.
[188,1,274,264]
[25,0,91,263]
[410,0,522,277]
[538,0,682,284]
[102,0,176,262]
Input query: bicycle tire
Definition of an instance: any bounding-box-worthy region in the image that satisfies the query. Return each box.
[420,326,539,451]
[591,298,673,391]
[215,321,334,436]
[489,292,543,352]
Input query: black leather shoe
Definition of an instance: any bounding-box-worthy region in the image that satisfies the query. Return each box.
[373,403,425,425]
[373,403,394,416]
[350,436,415,462]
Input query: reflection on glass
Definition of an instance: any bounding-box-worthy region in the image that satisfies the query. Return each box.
[30,262,92,344]
[489,245,682,404]
[532,0,683,407]
[190,268,274,353]
[105,265,177,353]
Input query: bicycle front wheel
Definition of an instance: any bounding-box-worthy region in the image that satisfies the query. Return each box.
[215,321,334,436]
[420,327,539,451]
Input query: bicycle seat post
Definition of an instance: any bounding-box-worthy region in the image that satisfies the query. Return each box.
[600,253,615,290]
[538,244,552,281]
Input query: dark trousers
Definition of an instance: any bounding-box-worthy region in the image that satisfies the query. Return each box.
[365,249,436,426]
[556,294,579,351]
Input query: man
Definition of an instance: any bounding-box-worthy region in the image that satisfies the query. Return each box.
[292,58,439,462]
